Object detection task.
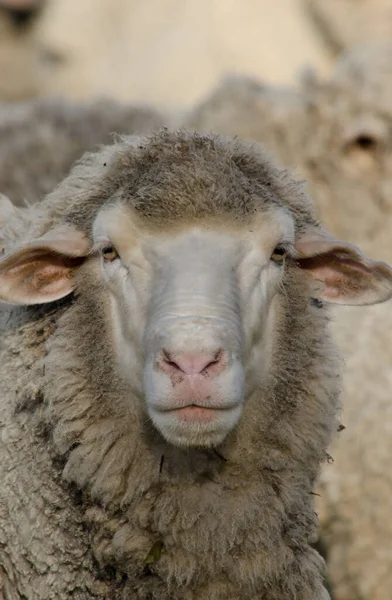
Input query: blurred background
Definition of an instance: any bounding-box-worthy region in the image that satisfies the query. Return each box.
[0,0,343,107]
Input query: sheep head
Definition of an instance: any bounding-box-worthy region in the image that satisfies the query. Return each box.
[1,131,392,450]
[296,41,392,244]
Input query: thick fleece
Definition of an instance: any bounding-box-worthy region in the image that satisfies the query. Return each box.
[0,130,338,599]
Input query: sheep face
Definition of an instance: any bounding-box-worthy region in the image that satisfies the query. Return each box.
[2,134,392,449]
[89,204,295,448]
[2,208,392,450]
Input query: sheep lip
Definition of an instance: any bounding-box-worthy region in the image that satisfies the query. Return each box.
[155,403,236,413]
[165,405,230,422]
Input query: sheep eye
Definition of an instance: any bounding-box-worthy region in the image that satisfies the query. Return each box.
[101,245,119,262]
[353,134,377,151]
[270,245,287,264]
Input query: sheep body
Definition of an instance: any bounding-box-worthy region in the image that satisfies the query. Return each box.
[0,129,348,599]
[0,97,165,206]
[185,74,307,169]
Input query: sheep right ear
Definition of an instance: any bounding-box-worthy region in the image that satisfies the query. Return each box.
[0,225,90,305]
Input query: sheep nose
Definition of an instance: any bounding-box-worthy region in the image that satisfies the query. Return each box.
[157,349,227,377]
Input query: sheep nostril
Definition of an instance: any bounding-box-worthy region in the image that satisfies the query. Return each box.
[158,349,227,376]
[165,359,183,372]
[201,351,224,374]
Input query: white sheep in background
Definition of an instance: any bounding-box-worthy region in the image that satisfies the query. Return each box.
[298,41,392,600]
[2,130,391,599]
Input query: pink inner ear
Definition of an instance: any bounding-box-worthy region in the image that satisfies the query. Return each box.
[298,251,387,301]
[27,262,72,296]
[1,250,85,304]
[299,251,374,274]
[0,226,90,305]
[302,262,347,299]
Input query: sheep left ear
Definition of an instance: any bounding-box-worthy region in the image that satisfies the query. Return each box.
[295,228,392,306]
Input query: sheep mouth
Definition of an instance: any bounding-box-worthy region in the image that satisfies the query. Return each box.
[151,401,242,428]
[155,400,239,413]
[148,401,243,448]
[163,404,235,423]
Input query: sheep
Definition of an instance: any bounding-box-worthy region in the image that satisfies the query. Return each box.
[185,74,308,169]
[304,0,392,55]
[292,40,392,250]
[186,42,392,600]
[2,129,392,599]
[0,97,165,206]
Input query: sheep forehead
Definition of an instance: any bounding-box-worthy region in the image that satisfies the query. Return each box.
[93,203,295,264]
[109,132,311,221]
[52,131,317,238]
